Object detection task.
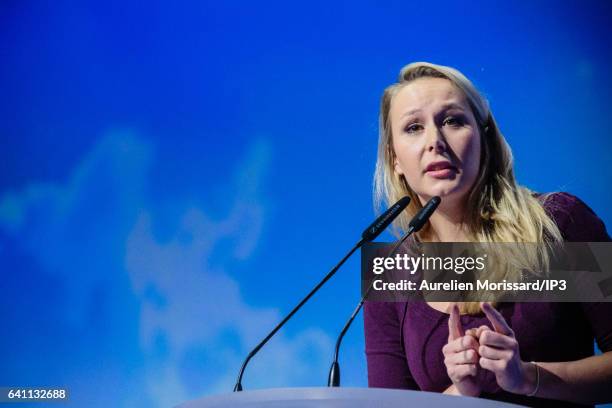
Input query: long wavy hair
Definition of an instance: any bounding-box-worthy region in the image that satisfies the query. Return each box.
[374,62,562,314]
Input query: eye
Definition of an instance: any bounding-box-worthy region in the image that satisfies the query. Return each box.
[404,123,424,133]
[443,116,464,127]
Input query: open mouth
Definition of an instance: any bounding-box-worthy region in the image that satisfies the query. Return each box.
[425,161,458,178]
[425,161,457,172]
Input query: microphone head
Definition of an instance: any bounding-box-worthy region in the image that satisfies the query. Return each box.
[408,196,441,232]
[361,196,411,242]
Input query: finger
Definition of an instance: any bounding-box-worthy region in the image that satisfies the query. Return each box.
[443,335,479,355]
[479,330,518,350]
[447,307,454,342]
[476,325,491,338]
[445,348,479,365]
[480,302,513,336]
[478,345,511,360]
[449,364,477,381]
[465,328,478,338]
[479,356,508,373]
[465,325,491,341]
[449,304,464,341]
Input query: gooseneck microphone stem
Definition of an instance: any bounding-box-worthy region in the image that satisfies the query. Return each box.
[330,228,414,361]
[327,227,414,387]
[234,238,364,392]
[328,196,440,387]
[233,194,412,392]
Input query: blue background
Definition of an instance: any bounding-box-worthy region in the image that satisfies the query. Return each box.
[1,1,611,406]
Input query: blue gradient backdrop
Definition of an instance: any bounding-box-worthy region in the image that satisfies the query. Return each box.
[1,1,611,407]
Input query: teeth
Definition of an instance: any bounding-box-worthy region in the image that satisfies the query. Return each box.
[427,164,455,172]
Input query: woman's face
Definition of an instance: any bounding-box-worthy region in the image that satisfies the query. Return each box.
[390,77,481,207]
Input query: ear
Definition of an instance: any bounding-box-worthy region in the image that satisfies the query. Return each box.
[393,157,404,176]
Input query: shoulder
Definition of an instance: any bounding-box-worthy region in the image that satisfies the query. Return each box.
[537,192,610,242]
[364,301,405,322]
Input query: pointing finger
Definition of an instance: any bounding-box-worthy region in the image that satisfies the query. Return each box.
[480,302,513,336]
[448,304,464,341]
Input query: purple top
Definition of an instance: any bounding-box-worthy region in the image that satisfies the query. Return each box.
[363,192,612,407]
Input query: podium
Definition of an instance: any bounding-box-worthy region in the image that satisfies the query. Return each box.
[176,387,523,407]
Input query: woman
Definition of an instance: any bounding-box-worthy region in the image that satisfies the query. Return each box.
[363,62,612,407]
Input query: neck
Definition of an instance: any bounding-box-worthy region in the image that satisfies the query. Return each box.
[424,198,469,242]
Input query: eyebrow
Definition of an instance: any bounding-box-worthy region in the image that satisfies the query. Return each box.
[400,103,466,120]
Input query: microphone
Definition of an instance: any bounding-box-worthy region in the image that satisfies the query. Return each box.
[408,195,441,233]
[361,196,411,242]
[327,196,440,387]
[233,196,411,391]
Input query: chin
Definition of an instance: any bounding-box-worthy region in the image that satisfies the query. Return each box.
[428,183,463,198]
[418,182,470,203]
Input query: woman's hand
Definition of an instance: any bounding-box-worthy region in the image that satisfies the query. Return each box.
[478,302,536,395]
[443,304,482,397]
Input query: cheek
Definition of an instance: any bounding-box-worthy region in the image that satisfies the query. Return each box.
[467,136,482,171]
[393,140,423,176]
[453,132,481,171]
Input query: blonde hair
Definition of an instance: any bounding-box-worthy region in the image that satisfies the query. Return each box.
[374,62,562,314]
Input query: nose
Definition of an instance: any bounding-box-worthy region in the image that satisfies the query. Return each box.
[425,125,447,153]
